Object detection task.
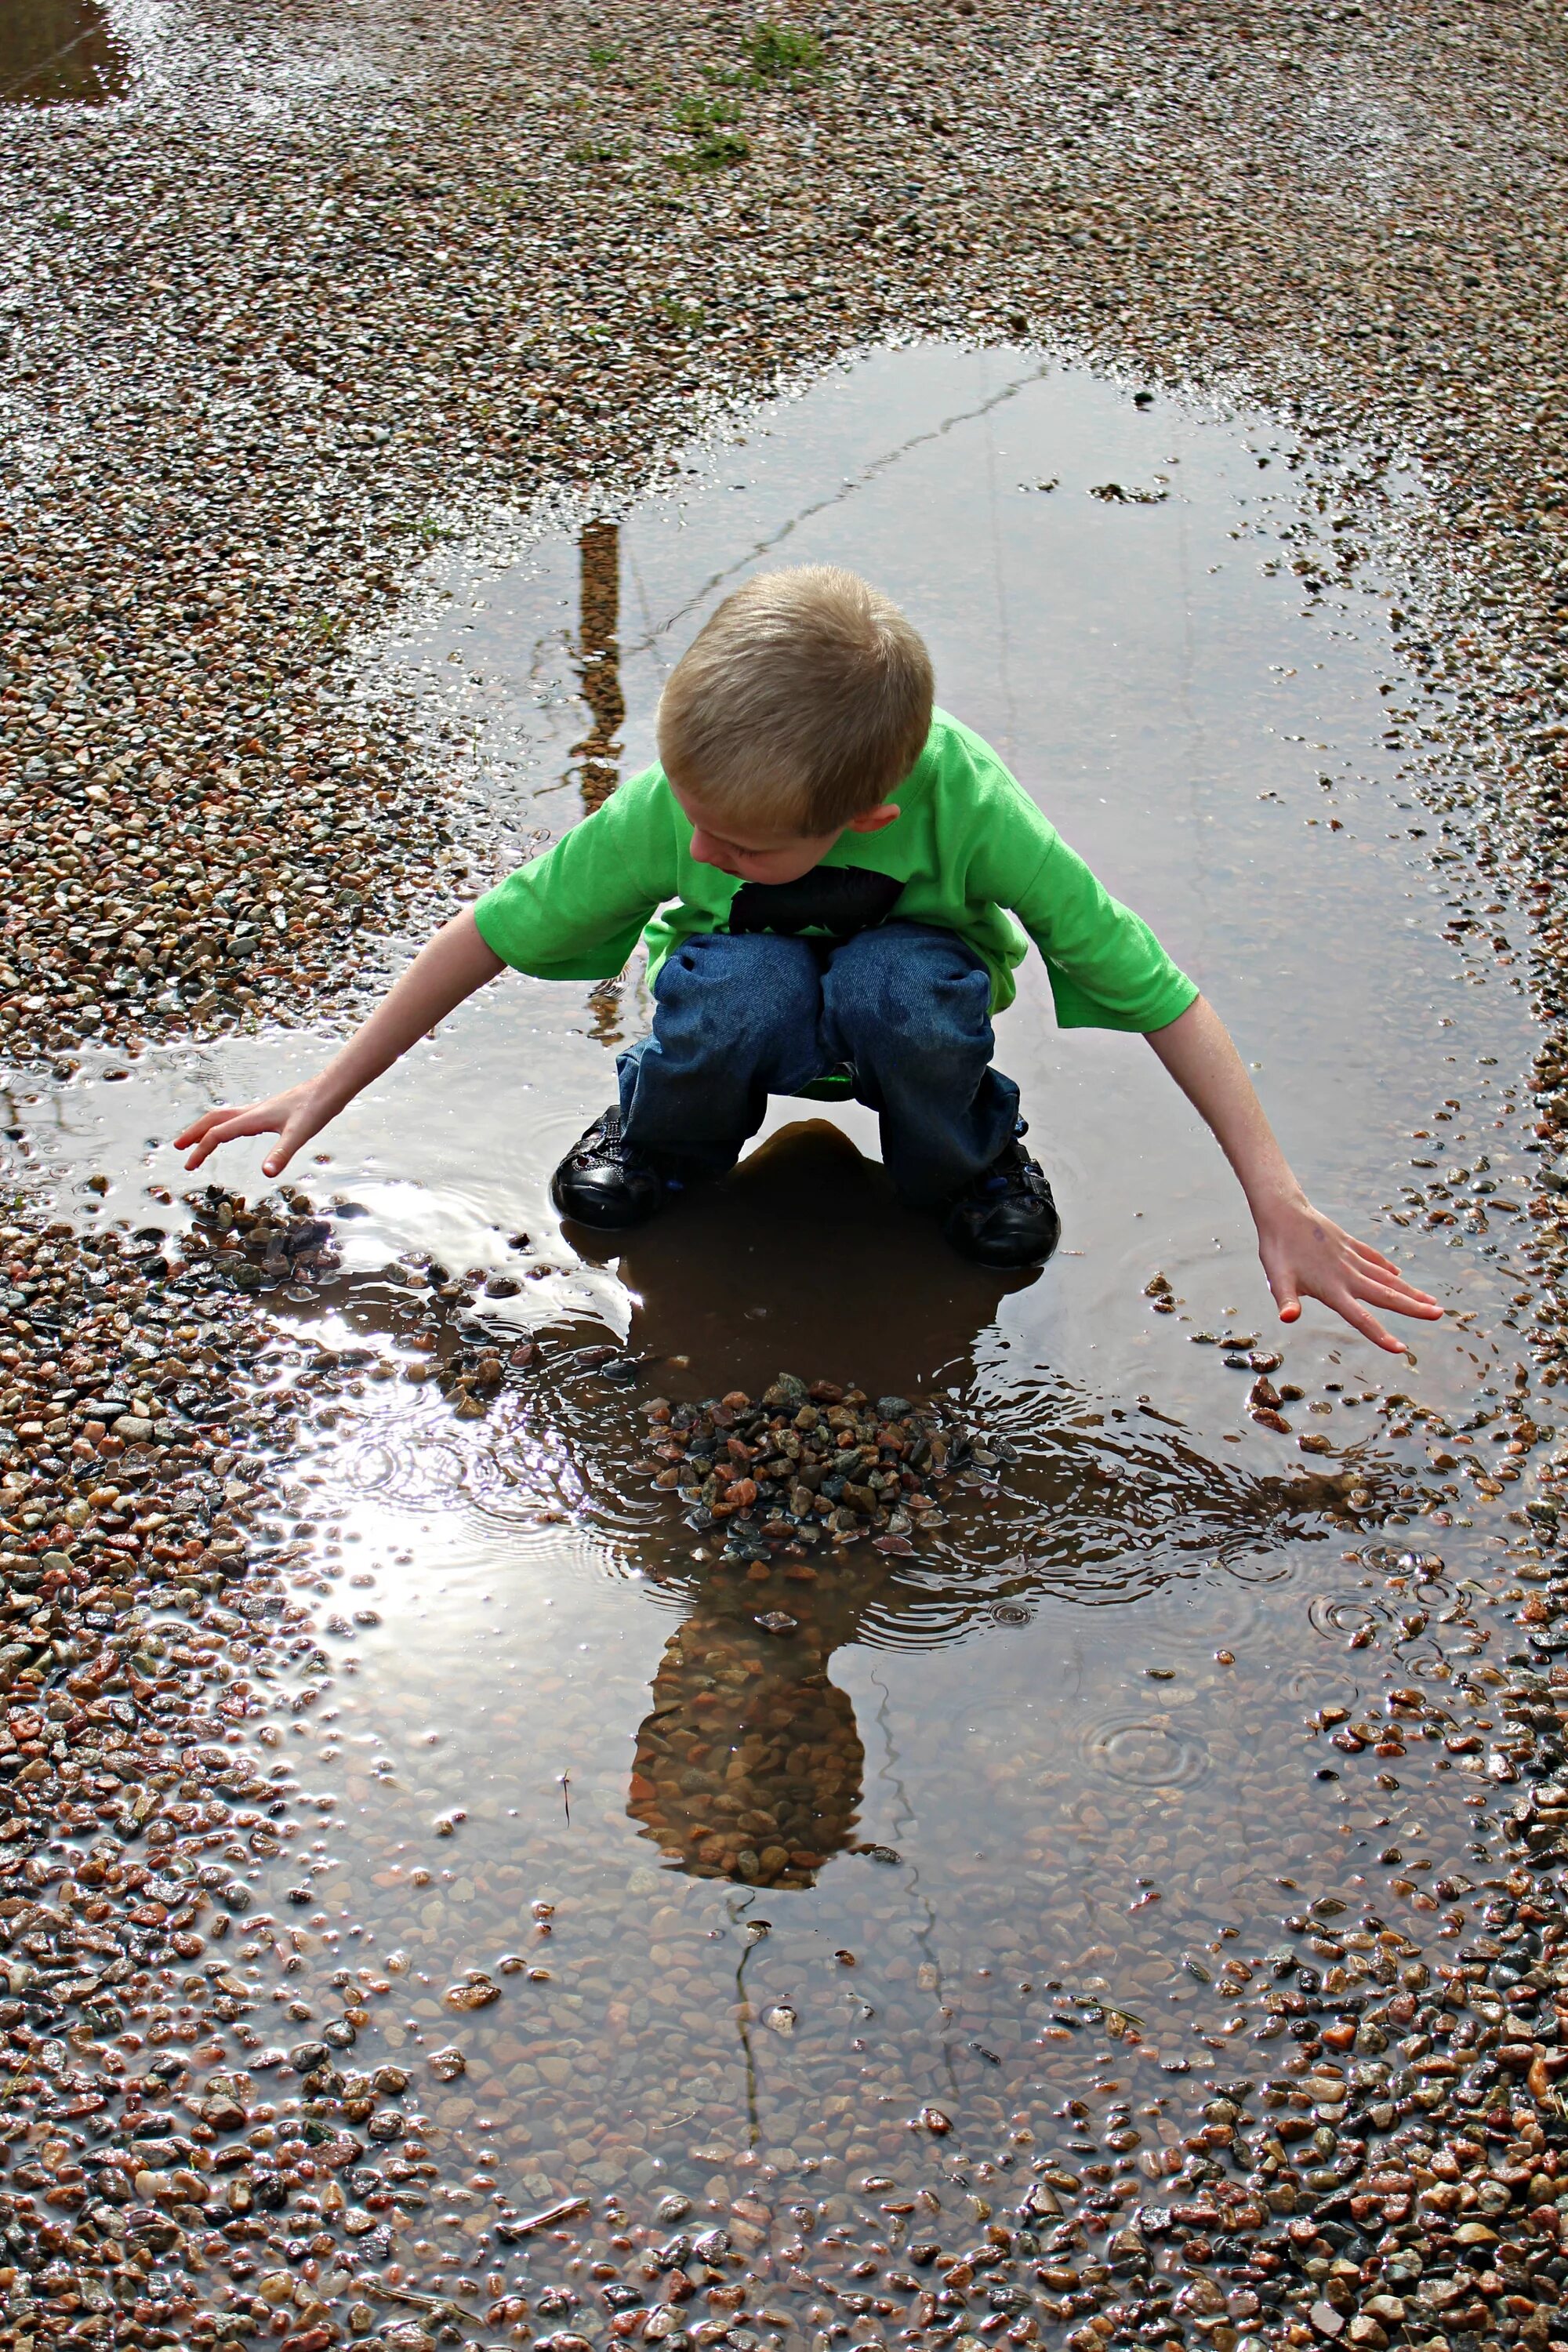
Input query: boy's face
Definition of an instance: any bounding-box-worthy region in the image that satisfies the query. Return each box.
[670,782,900,886]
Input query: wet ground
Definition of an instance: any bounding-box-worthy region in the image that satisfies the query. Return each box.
[6,4,1568,2349]
[5,354,1566,2347]
[0,2,126,108]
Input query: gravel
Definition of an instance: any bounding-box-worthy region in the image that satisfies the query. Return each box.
[4,2,1568,2349]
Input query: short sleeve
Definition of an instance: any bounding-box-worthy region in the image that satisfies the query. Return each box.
[1011,830,1199,1033]
[474,769,676,982]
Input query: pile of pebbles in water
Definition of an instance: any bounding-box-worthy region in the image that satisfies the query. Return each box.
[624,1375,992,1889]
[636,1376,993,1563]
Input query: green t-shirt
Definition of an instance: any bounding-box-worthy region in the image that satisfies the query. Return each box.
[474,710,1197,1031]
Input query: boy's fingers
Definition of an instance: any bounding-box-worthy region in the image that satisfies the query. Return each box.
[1350,1254,1437,1303]
[1260,1252,1301,1323]
[1353,1273,1443,1316]
[180,1108,278,1169]
[1351,1266,1436,1310]
[177,1102,252,1142]
[175,1108,252,1149]
[1346,1238,1402,1272]
[263,1112,321,1177]
[1319,1265,1439,1336]
[1329,1292,1401,1352]
[1355,1284,1444,1323]
[1342,1236,1439,1303]
[183,1121,252,1170]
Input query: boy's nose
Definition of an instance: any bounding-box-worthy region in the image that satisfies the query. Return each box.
[690,830,735,872]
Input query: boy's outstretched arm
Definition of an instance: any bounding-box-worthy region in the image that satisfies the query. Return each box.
[1145,993,1442,1354]
[173,908,505,1177]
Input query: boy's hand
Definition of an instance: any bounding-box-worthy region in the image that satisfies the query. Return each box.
[169,908,506,1182]
[1254,1192,1441,1354]
[1144,998,1443,1354]
[174,1081,334,1178]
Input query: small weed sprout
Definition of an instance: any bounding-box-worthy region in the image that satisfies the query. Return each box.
[667,93,750,172]
[676,91,741,130]
[747,22,823,82]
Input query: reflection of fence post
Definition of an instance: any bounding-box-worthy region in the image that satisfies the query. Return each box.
[574,520,624,811]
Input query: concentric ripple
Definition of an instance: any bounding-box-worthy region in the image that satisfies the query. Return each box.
[1086,1711,1210,1789]
[1306,1592,1388,1639]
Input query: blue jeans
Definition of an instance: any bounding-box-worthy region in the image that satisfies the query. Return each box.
[617,923,1022,1206]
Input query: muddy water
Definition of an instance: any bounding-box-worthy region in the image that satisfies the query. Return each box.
[0,0,127,105]
[5,349,1554,2288]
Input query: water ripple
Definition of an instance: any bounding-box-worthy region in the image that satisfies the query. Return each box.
[1087,1712,1210,1791]
[1306,1592,1388,1639]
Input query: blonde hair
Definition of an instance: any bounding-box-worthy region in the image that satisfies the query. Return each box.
[656,565,935,835]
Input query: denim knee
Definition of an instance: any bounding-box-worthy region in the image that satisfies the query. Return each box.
[822,924,993,1059]
[654,931,822,1053]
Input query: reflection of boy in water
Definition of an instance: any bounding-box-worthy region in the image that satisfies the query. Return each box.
[177,568,1440,1351]
[628,1564,866,1887]
[601,1123,1353,1891]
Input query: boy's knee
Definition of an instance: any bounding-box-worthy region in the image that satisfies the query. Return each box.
[663,931,798,989]
[657,931,819,1041]
[826,927,990,1051]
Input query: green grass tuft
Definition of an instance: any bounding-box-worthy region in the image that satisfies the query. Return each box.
[746,22,823,82]
[670,125,750,172]
[667,93,750,172]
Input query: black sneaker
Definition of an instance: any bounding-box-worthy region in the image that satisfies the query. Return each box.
[941,1139,1061,1269]
[550,1107,672,1230]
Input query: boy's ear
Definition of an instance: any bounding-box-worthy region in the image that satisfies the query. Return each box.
[845,802,901,835]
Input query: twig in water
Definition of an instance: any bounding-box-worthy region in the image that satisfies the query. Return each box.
[366,2280,477,2326]
[495,2194,592,2240]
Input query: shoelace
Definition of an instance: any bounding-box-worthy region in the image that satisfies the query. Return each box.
[978,1140,1033,1200]
[986,1118,1033,1192]
[581,1120,686,1192]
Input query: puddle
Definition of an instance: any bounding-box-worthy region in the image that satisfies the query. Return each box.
[3,347,1555,2303]
[0,0,127,104]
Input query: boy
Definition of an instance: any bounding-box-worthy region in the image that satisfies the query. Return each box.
[176,566,1439,1352]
